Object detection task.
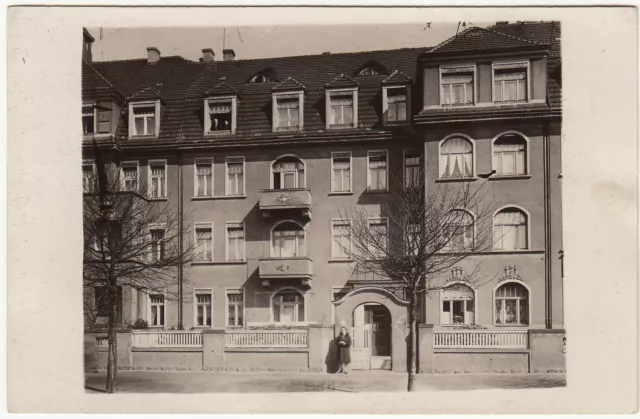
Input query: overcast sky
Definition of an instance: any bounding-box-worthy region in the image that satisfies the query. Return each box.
[87,23,491,62]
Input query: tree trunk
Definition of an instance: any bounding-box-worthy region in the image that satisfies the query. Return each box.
[105,284,118,394]
[407,290,418,392]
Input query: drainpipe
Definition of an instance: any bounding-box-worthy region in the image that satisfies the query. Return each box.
[178,151,184,328]
[543,122,552,329]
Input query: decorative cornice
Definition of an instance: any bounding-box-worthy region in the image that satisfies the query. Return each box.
[498,265,525,283]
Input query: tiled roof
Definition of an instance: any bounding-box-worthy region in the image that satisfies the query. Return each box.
[272,77,306,92]
[489,21,561,59]
[204,81,240,97]
[428,26,545,54]
[325,74,358,89]
[81,61,124,99]
[382,70,412,85]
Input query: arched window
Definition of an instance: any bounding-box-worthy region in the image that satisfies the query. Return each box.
[359,67,381,76]
[495,282,528,325]
[272,289,305,323]
[249,69,277,83]
[441,283,475,325]
[444,210,474,250]
[494,208,528,250]
[272,156,305,189]
[440,136,473,178]
[493,133,527,175]
[271,222,306,257]
[356,62,387,77]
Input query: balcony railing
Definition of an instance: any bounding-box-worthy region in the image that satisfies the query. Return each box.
[132,330,203,348]
[434,330,528,349]
[259,257,313,286]
[258,188,312,217]
[225,329,308,348]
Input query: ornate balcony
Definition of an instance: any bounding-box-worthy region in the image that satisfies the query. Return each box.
[259,257,313,287]
[258,188,312,219]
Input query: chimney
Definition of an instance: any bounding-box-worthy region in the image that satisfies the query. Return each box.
[147,47,161,64]
[223,49,236,61]
[202,48,215,63]
[495,21,509,25]
[82,28,94,63]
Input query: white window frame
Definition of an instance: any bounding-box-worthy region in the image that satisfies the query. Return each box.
[403,149,422,189]
[270,220,306,258]
[270,154,306,190]
[331,219,352,260]
[193,288,213,328]
[120,160,140,192]
[367,217,389,258]
[148,223,166,263]
[382,85,411,125]
[325,88,358,129]
[82,159,96,193]
[147,292,166,328]
[444,209,476,251]
[225,221,246,262]
[438,133,477,179]
[492,60,531,104]
[439,64,477,107]
[440,283,478,326]
[331,151,352,193]
[128,100,161,138]
[272,91,304,132]
[82,103,96,135]
[225,156,246,196]
[493,281,531,327]
[194,158,214,198]
[148,159,167,199]
[226,288,245,328]
[492,205,531,251]
[194,222,214,262]
[366,150,389,191]
[270,288,307,324]
[491,131,530,176]
[204,96,237,135]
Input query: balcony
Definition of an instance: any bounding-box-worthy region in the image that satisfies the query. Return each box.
[259,257,313,287]
[258,188,312,219]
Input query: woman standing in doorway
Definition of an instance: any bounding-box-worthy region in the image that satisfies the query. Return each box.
[336,326,352,374]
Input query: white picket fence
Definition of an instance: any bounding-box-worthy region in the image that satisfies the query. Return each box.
[434,330,528,349]
[132,330,203,348]
[225,329,308,348]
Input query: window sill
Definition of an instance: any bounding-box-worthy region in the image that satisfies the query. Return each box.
[328,259,354,263]
[328,191,354,196]
[436,177,478,183]
[192,195,247,201]
[204,131,234,136]
[149,197,168,202]
[328,125,357,130]
[362,189,389,194]
[489,175,532,181]
[191,261,247,266]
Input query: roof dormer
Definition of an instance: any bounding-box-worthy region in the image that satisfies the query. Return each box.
[248,68,279,84]
[324,75,359,129]
[355,61,388,77]
[204,82,239,135]
[272,78,305,133]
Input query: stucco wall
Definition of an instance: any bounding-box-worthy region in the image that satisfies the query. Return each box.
[433,350,530,373]
[225,349,309,371]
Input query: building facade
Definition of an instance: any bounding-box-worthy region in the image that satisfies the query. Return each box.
[83,22,564,372]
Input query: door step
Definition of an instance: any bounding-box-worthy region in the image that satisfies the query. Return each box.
[371,356,391,370]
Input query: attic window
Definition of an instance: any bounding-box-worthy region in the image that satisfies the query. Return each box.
[359,67,382,76]
[249,70,277,83]
[128,101,161,139]
[204,96,237,135]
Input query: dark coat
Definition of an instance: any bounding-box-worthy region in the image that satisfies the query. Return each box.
[336,333,352,364]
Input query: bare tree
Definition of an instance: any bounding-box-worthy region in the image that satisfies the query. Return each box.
[83,143,194,393]
[340,170,496,392]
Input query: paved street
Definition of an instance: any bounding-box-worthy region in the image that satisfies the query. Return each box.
[85,371,566,393]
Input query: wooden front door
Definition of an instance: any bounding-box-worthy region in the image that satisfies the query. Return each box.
[366,306,391,356]
[350,324,372,370]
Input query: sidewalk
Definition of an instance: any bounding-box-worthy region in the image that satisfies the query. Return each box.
[85,370,566,393]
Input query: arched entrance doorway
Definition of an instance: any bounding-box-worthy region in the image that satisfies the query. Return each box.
[353,303,392,370]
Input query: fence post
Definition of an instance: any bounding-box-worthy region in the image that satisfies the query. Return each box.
[202,329,226,370]
[418,323,434,373]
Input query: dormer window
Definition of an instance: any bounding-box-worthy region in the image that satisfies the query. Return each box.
[82,105,95,135]
[382,86,410,124]
[493,61,529,103]
[440,65,476,106]
[359,67,381,76]
[204,96,237,135]
[272,93,304,132]
[326,90,358,129]
[249,69,277,84]
[356,61,388,77]
[128,101,161,138]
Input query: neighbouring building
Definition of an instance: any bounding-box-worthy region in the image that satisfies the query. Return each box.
[83,22,564,373]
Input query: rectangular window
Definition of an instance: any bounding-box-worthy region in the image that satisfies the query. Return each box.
[82,161,95,193]
[367,151,388,191]
[226,157,245,196]
[149,228,165,262]
[276,97,300,130]
[332,220,351,259]
[404,151,422,189]
[195,290,212,327]
[331,152,351,192]
[493,62,528,103]
[149,161,166,199]
[226,222,245,261]
[82,105,94,135]
[195,159,213,197]
[272,229,306,257]
[493,143,526,176]
[121,162,138,191]
[441,66,475,106]
[149,294,165,327]
[195,223,213,262]
[368,218,388,258]
[209,101,232,132]
[387,88,407,122]
[132,106,156,136]
[330,94,354,127]
[227,289,244,327]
